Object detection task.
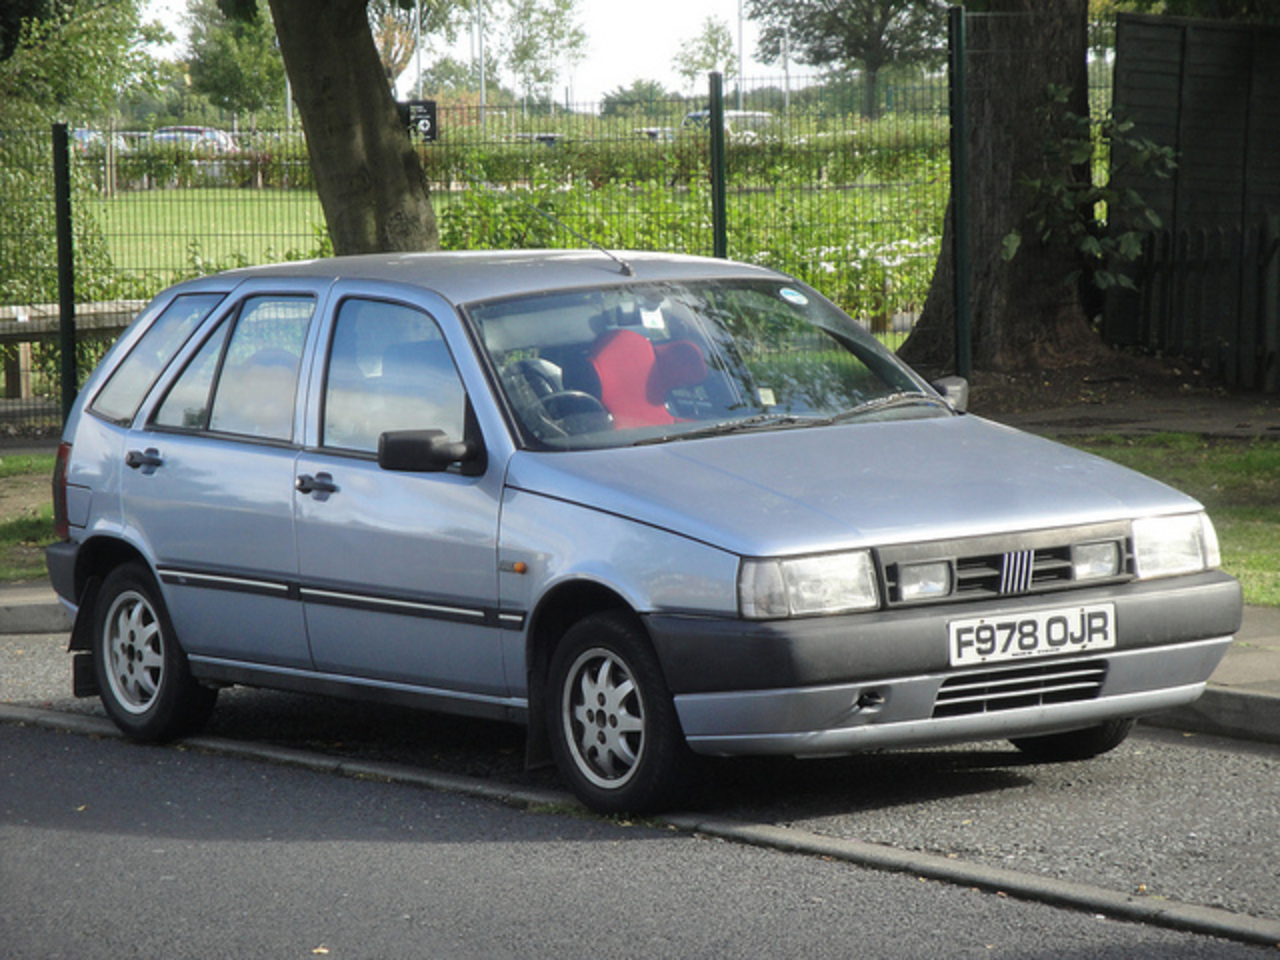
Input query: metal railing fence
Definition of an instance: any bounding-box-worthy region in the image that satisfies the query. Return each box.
[2,69,951,430]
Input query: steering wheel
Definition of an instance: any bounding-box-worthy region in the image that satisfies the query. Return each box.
[536,390,613,434]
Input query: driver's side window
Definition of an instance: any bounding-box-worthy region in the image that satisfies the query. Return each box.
[322,298,466,454]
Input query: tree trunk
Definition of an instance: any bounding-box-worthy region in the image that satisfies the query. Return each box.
[269,0,438,255]
[899,0,1103,373]
[863,65,880,120]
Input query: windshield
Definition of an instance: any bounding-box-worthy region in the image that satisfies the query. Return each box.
[469,277,946,450]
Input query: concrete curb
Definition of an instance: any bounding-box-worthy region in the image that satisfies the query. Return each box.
[1144,687,1280,746]
[0,594,69,634]
[4,702,1278,949]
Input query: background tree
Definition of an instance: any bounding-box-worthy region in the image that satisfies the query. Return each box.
[370,0,415,83]
[500,0,585,108]
[600,79,677,119]
[214,0,448,254]
[747,0,947,119]
[898,0,1097,372]
[187,0,286,121]
[369,0,473,94]
[0,0,166,124]
[671,17,736,93]
[1127,0,1280,19]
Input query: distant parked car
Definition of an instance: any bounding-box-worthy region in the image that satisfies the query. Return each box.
[72,129,130,154]
[152,125,237,153]
[681,109,774,140]
[47,250,1242,814]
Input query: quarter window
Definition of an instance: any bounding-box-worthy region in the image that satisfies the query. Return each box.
[322,298,465,453]
[90,294,223,424]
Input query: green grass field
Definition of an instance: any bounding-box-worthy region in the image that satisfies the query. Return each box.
[90,188,328,280]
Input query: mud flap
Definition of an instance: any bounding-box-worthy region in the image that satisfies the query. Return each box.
[72,652,98,698]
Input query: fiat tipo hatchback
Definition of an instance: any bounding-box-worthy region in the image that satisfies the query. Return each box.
[48,251,1242,813]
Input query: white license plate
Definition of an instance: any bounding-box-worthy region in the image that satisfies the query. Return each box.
[948,603,1116,667]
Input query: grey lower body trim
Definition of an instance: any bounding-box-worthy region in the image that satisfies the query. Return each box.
[676,636,1231,757]
[189,656,530,725]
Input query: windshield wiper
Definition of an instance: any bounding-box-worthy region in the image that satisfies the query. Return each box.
[824,392,947,423]
[633,413,818,445]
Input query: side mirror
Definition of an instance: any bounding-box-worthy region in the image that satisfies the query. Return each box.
[378,429,482,473]
[930,376,969,413]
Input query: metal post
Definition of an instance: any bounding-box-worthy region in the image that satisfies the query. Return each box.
[709,72,728,259]
[948,6,972,379]
[53,123,77,422]
[736,0,744,111]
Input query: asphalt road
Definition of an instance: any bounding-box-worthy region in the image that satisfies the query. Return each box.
[2,721,1273,960]
[4,629,1280,954]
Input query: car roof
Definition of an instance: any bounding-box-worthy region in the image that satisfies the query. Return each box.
[196,250,784,307]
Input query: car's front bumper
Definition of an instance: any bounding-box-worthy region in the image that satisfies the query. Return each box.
[645,571,1241,757]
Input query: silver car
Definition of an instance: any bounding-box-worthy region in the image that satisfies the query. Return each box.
[47,251,1242,813]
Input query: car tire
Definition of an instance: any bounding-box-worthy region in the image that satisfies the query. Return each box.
[1009,718,1136,762]
[547,611,693,814]
[92,562,217,742]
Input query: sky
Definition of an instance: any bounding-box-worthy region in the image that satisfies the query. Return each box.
[143,0,779,106]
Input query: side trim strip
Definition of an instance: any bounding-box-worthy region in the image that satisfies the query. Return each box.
[300,586,485,621]
[158,568,292,599]
[157,565,527,631]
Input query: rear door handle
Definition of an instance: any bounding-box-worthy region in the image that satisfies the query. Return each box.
[125,448,163,470]
[295,472,338,495]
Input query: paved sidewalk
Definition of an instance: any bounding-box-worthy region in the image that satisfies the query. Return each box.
[2,578,1276,745]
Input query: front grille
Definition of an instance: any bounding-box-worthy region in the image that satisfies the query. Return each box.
[932,658,1108,718]
[879,522,1133,607]
[954,545,1076,599]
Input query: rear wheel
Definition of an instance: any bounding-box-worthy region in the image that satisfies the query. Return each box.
[1010,718,1135,762]
[93,562,217,742]
[548,611,693,814]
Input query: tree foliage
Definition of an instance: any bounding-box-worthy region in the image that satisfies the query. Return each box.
[1124,0,1280,21]
[368,0,473,92]
[0,0,166,125]
[187,0,285,118]
[500,0,585,104]
[672,17,736,91]
[600,80,679,119]
[746,0,947,118]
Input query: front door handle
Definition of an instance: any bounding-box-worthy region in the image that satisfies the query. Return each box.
[295,472,338,495]
[125,448,163,470]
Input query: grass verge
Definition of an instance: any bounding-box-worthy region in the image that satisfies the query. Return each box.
[1066,434,1280,607]
[0,454,56,582]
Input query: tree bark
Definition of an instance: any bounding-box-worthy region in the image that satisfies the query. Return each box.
[269,0,439,255]
[899,0,1104,373]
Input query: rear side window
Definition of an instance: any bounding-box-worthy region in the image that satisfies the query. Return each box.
[153,295,314,441]
[89,294,223,424]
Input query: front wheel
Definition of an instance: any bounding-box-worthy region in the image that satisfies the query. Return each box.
[1010,718,1135,762]
[547,611,693,814]
[93,562,217,742]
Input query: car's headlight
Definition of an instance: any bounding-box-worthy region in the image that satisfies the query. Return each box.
[739,550,879,619]
[1132,512,1220,579]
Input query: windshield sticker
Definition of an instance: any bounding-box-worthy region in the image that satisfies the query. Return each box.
[640,308,666,330]
[779,287,808,306]
[757,387,777,407]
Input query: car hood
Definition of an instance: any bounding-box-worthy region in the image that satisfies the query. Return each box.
[502,415,1203,557]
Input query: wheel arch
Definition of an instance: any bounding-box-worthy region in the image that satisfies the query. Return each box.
[522,578,645,770]
[68,536,155,652]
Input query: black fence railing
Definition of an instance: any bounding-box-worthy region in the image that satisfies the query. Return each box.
[1132,219,1280,392]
